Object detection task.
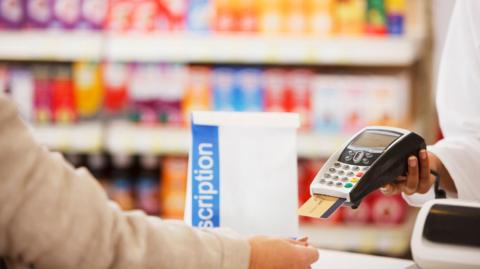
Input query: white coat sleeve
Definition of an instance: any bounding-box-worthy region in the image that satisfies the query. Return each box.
[404,0,480,205]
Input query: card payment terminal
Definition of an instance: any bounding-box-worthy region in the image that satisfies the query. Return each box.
[309,126,426,209]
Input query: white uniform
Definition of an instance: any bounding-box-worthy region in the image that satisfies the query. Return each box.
[404,0,480,206]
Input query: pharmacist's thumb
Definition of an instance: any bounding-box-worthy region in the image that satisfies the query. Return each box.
[295,245,320,265]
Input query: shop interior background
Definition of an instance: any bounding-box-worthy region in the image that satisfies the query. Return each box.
[0,0,455,259]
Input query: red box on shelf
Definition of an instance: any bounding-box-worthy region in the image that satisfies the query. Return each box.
[263,68,286,112]
[107,0,134,32]
[285,69,313,129]
[130,0,159,32]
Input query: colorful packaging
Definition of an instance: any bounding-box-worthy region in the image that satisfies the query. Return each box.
[186,0,211,32]
[182,66,211,124]
[283,0,307,34]
[160,0,186,31]
[386,0,405,35]
[312,75,342,133]
[212,67,235,111]
[128,63,162,124]
[306,0,335,36]
[237,0,258,32]
[161,157,188,219]
[107,0,133,31]
[25,0,54,28]
[110,154,135,210]
[263,68,286,112]
[366,0,387,35]
[213,0,235,32]
[285,69,313,129]
[103,62,130,116]
[9,68,34,121]
[335,0,365,36]
[33,65,52,124]
[51,65,76,124]
[130,0,158,32]
[136,155,160,215]
[73,61,103,119]
[0,0,25,28]
[156,64,186,125]
[52,0,82,29]
[80,0,108,30]
[259,0,282,34]
[234,68,262,111]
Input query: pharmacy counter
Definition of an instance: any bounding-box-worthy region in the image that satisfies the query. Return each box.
[313,249,417,269]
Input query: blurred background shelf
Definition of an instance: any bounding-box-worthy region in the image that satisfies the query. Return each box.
[33,122,350,158]
[105,33,424,66]
[0,31,423,66]
[0,31,104,61]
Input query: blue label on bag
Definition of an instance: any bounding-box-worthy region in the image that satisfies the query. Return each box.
[191,124,220,227]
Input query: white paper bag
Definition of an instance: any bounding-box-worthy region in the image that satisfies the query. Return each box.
[184,111,300,237]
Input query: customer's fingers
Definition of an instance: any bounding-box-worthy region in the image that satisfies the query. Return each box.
[401,156,419,195]
[295,245,319,265]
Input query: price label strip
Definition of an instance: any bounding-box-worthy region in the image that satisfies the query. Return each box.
[298,194,346,219]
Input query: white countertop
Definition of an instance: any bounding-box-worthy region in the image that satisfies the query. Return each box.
[313,249,417,269]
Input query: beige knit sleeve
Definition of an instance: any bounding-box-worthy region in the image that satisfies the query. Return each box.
[0,96,250,269]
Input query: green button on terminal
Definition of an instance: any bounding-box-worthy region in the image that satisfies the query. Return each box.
[344,183,353,188]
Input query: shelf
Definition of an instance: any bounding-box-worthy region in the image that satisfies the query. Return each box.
[105,33,424,66]
[0,31,423,66]
[32,122,348,157]
[0,31,104,61]
[299,210,418,256]
[33,122,103,152]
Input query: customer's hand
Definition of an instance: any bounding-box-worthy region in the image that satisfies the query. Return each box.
[381,149,456,195]
[248,236,319,269]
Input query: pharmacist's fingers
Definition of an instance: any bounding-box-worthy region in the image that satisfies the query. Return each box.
[380,183,399,195]
[402,156,419,195]
[417,150,434,194]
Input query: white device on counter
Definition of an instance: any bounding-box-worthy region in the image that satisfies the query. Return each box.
[309,126,425,208]
[411,199,480,269]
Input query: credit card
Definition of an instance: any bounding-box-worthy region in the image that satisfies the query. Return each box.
[298,194,346,219]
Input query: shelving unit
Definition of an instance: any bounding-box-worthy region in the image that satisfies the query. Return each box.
[0,31,423,66]
[33,122,349,158]
[105,33,424,66]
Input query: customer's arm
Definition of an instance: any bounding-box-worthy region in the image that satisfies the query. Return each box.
[0,96,250,269]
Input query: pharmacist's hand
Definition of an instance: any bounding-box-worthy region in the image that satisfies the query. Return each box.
[381,149,435,195]
[248,236,319,269]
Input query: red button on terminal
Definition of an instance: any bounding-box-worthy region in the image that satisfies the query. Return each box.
[356,172,364,177]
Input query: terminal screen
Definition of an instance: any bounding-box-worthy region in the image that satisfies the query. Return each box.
[351,131,400,149]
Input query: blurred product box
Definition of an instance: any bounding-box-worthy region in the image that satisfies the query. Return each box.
[130,0,158,32]
[155,64,185,125]
[25,0,54,29]
[51,65,76,123]
[186,0,211,32]
[160,0,186,31]
[136,155,161,215]
[306,0,335,36]
[81,0,108,30]
[335,0,365,35]
[182,66,211,124]
[366,0,387,35]
[212,66,235,111]
[107,0,133,31]
[285,69,313,129]
[52,0,82,29]
[263,68,286,112]
[32,65,53,124]
[103,62,130,116]
[234,67,263,111]
[8,67,34,121]
[73,61,103,119]
[0,0,25,29]
[161,157,188,219]
[312,73,410,135]
[110,154,135,210]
